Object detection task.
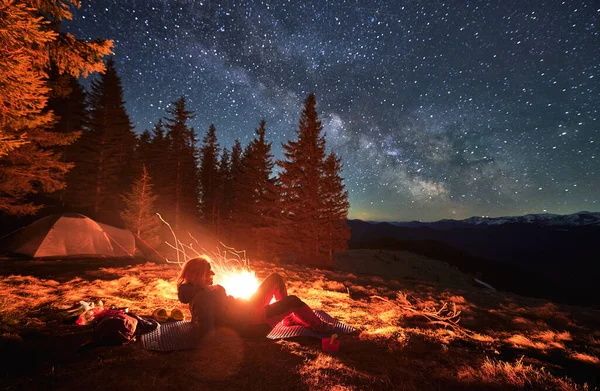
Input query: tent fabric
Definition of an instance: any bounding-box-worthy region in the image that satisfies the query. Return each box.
[1,213,135,258]
[98,222,136,256]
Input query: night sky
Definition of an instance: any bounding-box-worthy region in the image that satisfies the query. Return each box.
[65,0,599,222]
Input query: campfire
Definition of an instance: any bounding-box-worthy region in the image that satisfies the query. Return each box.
[169,243,260,299]
[213,268,260,300]
[160,216,261,299]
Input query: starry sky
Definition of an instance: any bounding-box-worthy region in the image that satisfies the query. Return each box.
[65,0,599,222]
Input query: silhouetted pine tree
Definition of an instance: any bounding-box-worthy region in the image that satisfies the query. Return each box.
[144,120,172,225]
[135,130,152,173]
[227,139,244,242]
[0,0,111,215]
[46,74,88,209]
[68,58,135,222]
[120,165,160,248]
[198,124,220,229]
[215,147,231,238]
[163,97,199,231]
[234,120,278,257]
[230,142,255,243]
[277,94,328,265]
[320,152,350,263]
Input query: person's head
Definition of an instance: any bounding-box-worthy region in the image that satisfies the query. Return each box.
[177,256,215,288]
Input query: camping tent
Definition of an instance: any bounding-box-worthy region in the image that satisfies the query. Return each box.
[0,213,136,258]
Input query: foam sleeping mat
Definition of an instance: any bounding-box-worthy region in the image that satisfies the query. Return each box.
[141,310,355,351]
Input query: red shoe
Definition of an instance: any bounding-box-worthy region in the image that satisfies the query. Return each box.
[282,313,309,327]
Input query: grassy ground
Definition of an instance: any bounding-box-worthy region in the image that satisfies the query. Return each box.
[0,249,598,390]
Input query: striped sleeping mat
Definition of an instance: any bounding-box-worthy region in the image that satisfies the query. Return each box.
[141,310,355,351]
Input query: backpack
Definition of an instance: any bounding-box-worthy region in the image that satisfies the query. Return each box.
[93,311,138,345]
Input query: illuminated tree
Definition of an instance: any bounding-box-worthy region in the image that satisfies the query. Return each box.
[120,165,160,248]
[0,134,27,158]
[0,0,112,215]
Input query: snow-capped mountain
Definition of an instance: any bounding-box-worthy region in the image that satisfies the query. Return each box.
[388,211,600,228]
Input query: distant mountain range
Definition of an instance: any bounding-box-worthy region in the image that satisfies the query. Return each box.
[348,211,600,306]
[381,211,600,229]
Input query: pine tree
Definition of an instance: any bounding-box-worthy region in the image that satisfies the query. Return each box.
[47,74,87,209]
[48,75,87,162]
[135,130,152,172]
[68,58,135,222]
[320,152,350,263]
[136,120,168,187]
[0,134,27,158]
[145,120,170,219]
[0,0,112,215]
[120,165,160,248]
[215,147,231,238]
[234,120,278,256]
[198,124,220,228]
[227,139,243,241]
[277,94,328,265]
[163,97,198,231]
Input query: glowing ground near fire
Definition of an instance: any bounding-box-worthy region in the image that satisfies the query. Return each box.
[1,250,599,390]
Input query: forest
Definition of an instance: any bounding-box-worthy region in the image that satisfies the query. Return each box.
[0,1,350,266]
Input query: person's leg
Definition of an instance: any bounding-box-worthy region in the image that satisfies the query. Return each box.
[260,295,333,332]
[249,273,287,307]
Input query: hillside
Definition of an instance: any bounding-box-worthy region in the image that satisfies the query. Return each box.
[1,250,599,390]
[348,219,600,306]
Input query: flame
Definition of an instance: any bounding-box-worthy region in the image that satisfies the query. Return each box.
[214,269,260,300]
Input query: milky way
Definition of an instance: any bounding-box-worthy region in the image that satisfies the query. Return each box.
[65,0,599,221]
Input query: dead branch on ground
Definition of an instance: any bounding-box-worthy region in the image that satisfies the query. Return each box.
[372,291,467,335]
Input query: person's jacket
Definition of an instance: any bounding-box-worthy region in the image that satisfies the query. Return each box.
[178,283,253,336]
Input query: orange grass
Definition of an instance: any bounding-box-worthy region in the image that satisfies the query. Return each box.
[458,357,591,391]
[0,250,599,390]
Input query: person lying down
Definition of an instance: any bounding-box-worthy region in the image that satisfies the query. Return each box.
[177,256,334,337]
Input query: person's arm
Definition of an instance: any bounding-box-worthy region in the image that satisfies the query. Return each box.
[190,290,216,337]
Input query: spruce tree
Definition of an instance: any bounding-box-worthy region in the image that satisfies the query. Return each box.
[227,139,244,241]
[0,134,26,158]
[47,74,87,209]
[320,152,350,263]
[0,0,112,215]
[146,120,170,219]
[120,165,160,248]
[215,147,231,238]
[234,120,278,257]
[135,130,152,173]
[69,58,135,222]
[48,75,87,162]
[198,124,220,228]
[277,94,328,265]
[163,97,198,231]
